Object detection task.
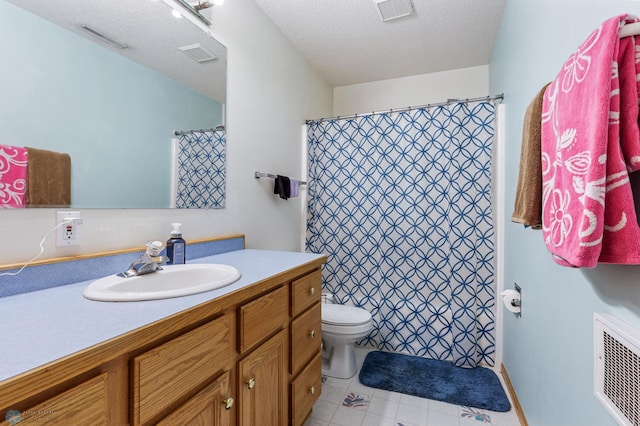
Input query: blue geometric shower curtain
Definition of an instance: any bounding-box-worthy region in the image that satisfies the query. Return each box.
[306,101,496,368]
[174,129,226,209]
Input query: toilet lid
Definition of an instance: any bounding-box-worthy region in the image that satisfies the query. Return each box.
[322,303,372,326]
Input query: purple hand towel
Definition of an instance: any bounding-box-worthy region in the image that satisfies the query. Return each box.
[290,178,299,197]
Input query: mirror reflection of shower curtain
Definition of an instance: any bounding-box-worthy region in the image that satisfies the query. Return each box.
[306,101,496,368]
[170,129,226,209]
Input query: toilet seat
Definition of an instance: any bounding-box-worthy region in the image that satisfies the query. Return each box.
[321,303,372,326]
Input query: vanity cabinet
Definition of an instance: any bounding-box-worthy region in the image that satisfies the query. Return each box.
[289,269,322,425]
[0,255,325,426]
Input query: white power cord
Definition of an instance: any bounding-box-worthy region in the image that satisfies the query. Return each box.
[0,218,79,277]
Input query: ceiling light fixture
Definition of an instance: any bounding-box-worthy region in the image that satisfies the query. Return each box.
[171,8,183,18]
[193,1,221,10]
[373,0,415,22]
[193,1,211,10]
[174,0,212,26]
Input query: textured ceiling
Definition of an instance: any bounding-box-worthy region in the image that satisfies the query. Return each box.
[253,0,507,87]
[5,0,227,103]
[6,0,507,96]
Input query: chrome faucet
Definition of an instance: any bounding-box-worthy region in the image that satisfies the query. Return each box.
[119,241,169,278]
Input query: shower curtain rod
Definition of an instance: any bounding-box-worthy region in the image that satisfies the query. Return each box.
[173,125,225,136]
[305,93,504,124]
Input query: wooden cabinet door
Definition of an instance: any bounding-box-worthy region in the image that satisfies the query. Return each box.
[238,330,287,426]
[131,314,232,425]
[156,371,233,426]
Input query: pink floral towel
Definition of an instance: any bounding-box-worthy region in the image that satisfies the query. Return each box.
[541,14,640,267]
[0,144,28,208]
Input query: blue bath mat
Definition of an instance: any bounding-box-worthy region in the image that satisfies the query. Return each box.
[359,351,511,412]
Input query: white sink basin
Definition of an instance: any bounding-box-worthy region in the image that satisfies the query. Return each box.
[83,264,241,302]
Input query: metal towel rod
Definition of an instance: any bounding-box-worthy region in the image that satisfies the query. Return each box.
[254,172,307,185]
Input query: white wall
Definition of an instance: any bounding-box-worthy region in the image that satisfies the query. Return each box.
[333,65,489,116]
[0,0,332,265]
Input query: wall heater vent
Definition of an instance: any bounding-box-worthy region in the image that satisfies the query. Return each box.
[595,313,640,426]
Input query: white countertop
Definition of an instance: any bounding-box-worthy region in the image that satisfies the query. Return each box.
[0,249,325,383]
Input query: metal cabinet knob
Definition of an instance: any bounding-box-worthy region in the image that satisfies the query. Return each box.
[310,287,316,295]
[309,330,316,338]
[309,386,315,395]
[223,397,234,410]
[247,377,256,389]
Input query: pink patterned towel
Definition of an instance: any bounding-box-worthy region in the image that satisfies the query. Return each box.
[541,14,640,267]
[0,144,28,208]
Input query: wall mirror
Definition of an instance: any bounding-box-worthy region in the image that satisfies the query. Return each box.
[1,0,227,208]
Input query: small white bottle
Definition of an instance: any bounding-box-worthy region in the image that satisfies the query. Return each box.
[166,223,186,264]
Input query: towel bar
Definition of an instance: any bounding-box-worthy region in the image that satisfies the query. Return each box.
[254,171,307,185]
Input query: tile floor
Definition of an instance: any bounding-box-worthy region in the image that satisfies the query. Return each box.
[304,347,521,426]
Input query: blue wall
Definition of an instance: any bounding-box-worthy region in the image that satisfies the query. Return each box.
[490,1,640,425]
[0,1,222,208]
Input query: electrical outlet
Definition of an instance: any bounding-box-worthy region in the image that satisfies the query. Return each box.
[56,211,82,247]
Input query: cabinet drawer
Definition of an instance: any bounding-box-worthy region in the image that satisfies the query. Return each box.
[290,269,322,317]
[290,302,321,375]
[239,286,288,354]
[290,353,322,426]
[132,314,232,425]
[0,373,109,425]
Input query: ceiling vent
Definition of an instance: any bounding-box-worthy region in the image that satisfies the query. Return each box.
[373,0,415,22]
[178,44,218,63]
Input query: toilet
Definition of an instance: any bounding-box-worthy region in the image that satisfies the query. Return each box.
[321,303,373,379]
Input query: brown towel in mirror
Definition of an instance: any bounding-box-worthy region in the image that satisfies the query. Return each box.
[511,83,551,229]
[25,147,71,207]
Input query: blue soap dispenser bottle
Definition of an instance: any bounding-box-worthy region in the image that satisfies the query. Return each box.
[166,222,186,264]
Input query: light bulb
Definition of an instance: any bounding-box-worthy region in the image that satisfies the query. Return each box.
[171,8,183,18]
